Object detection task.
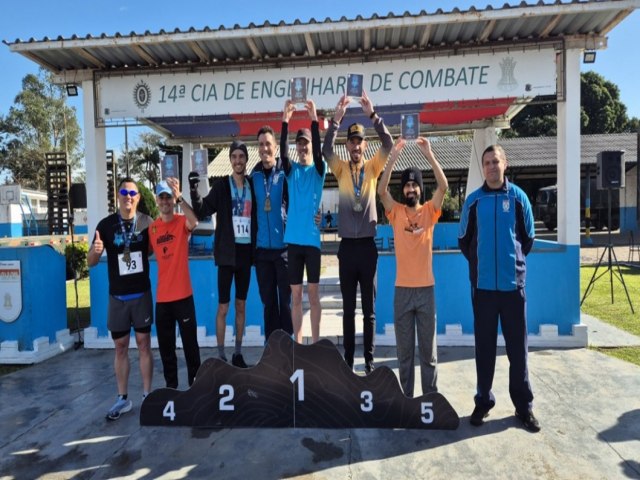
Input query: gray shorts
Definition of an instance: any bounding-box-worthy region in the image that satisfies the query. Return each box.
[108,290,153,337]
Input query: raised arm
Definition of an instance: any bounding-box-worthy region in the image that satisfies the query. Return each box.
[280,99,295,175]
[322,94,350,166]
[417,137,448,211]
[305,99,325,176]
[167,176,198,231]
[378,138,405,212]
[360,90,393,155]
[188,172,217,220]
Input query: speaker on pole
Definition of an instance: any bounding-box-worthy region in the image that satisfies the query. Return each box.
[69,183,87,210]
[596,150,625,190]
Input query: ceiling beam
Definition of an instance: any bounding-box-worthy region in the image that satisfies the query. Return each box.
[130,44,158,66]
[304,32,316,56]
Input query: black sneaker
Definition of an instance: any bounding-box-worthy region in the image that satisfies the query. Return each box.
[515,410,541,433]
[365,362,375,374]
[470,406,490,426]
[231,353,249,368]
[344,356,354,372]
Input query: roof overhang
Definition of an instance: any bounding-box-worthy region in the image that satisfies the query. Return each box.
[5,1,639,140]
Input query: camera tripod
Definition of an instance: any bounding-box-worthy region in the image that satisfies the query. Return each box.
[580,189,634,313]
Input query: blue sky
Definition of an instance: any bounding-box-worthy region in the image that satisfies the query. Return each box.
[1,0,639,155]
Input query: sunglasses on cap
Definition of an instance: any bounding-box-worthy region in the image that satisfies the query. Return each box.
[119,189,139,197]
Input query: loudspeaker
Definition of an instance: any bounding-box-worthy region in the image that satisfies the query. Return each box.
[596,151,625,190]
[69,183,87,209]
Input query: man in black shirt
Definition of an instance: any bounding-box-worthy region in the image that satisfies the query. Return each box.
[88,177,154,420]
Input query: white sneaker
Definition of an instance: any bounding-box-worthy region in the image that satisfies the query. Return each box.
[106,395,132,421]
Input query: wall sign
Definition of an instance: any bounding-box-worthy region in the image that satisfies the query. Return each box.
[98,49,556,124]
[0,260,22,323]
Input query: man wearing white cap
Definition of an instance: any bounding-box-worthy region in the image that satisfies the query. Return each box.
[149,177,201,388]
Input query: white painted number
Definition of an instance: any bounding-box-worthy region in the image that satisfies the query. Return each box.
[421,402,434,424]
[163,400,176,421]
[360,391,373,412]
[219,384,235,411]
[289,369,305,401]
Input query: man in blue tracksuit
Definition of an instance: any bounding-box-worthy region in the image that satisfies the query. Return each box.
[252,126,292,340]
[458,144,540,433]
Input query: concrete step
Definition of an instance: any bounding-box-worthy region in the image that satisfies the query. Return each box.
[299,307,363,346]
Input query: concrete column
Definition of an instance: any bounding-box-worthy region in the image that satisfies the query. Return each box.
[181,142,194,195]
[556,49,581,246]
[82,79,107,237]
[466,127,497,194]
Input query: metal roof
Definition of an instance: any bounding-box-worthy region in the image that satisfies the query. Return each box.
[6,1,638,75]
[5,1,638,141]
[206,132,638,178]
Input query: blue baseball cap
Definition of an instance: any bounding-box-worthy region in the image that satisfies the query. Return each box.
[156,181,173,196]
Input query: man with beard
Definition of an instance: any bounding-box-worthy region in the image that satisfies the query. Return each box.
[322,91,393,373]
[281,99,327,344]
[458,145,539,432]
[252,126,292,341]
[88,177,154,420]
[149,178,201,388]
[378,138,448,397]
[189,141,257,368]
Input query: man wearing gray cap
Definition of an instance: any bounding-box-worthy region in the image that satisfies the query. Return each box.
[149,177,201,388]
[378,138,448,397]
[322,90,393,373]
[189,141,257,368]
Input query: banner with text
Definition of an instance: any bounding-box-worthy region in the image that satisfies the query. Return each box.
[96,49,556,123]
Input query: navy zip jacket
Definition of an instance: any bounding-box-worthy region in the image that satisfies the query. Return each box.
[251,159,288,250]
[458,178,535,291]
[190,175,257,267]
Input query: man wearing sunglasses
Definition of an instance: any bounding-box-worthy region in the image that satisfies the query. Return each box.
[149,177,201,389]
[88,178,154,421]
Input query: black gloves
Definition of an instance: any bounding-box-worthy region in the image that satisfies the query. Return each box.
[188,171,200,192]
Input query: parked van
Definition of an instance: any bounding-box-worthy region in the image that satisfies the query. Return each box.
[534,183,620,231]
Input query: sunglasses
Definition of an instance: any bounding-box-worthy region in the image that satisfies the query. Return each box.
[119,189,139,197]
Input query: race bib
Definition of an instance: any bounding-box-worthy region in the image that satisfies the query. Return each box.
[233,216,251,240]
[118,251,144,276]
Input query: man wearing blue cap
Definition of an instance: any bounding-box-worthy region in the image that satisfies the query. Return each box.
[189,141,257,367]
[149,177,201,388]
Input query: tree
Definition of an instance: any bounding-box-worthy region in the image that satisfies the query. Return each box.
[502,72,638,137]
[0,69,83,189]
[581,71,629,134]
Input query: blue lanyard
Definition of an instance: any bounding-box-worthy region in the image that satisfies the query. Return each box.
[230,176,248,216]
[351,164,365,199]
[263,169,276,200]
[118,213,137,251]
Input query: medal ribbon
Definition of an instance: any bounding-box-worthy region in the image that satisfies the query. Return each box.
[230,176,248,216]
[350,164,365,200]
[118,213,138,255]
[263,169,276,203]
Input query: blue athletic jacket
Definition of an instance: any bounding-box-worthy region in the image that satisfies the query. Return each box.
[251,159,288,250]
[458,178,534,291]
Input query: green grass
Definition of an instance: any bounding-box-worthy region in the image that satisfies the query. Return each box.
[66,277,91,331]
[0,364,27,375]
[581,265,640,366]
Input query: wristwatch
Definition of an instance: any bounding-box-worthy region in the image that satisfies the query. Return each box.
[176,196,184,204]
